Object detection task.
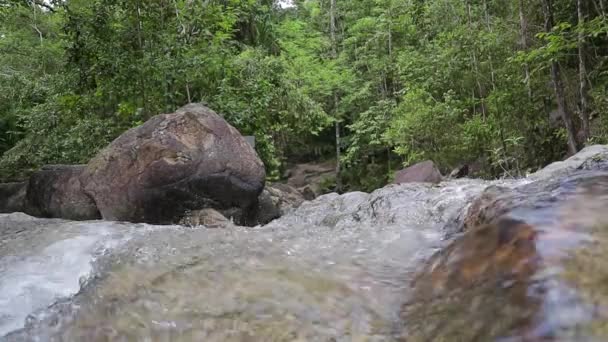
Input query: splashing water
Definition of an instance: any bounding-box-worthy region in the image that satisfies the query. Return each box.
[0,179,497,341]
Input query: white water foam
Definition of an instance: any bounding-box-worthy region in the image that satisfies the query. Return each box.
[0,222,135,337]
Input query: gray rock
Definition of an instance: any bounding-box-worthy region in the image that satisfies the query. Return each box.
[529,144,608,180]
[268,178,490,235]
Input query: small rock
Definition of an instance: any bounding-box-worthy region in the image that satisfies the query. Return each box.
[179,208,232,228]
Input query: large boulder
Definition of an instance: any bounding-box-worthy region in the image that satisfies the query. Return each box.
[0,182,27,213]
[24,165,100,220]
[80,103,266,224]
[392,160,442,184]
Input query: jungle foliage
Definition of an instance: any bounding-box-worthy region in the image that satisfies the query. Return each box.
[1,0,607,191]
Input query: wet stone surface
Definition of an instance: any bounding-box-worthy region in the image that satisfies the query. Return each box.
[400,172,608,341]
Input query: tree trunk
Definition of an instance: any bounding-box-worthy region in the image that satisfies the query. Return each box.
[335,106,342,192]
[135,0,148,114]
[467,1,486,120]
[484,0,509,169]
[543,0,578,155]
[519,0,532,99]
[578,0,590,142]
[330,0,342,192]
[173,0,193,105]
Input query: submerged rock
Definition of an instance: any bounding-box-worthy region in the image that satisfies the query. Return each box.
[400,156,608,340]
[24,165,100,221]
[393,160,442,184]
[80,103,265,224]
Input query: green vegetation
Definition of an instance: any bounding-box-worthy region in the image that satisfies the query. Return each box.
[1,0,607,190]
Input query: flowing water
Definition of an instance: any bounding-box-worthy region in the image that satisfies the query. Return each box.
[2,145,608,342]
[0,179,498,341]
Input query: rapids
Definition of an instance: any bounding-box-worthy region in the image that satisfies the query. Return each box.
[1,145,607,341]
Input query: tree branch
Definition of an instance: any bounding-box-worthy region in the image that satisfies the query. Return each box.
[27,0,55,12]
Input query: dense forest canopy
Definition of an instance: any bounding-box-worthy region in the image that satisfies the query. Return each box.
[1,0,607,191]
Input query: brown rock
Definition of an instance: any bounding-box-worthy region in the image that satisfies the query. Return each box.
[392,160,442,184]
[298,185,317,201]
[401,173,608,341]
[80,103,266,224]
[25,165,100,220]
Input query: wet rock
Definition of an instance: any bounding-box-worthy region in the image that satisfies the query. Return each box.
[3,177,489,341]
[401,170,608,341]
[0,182,26,213]
[179,208,232,228]
[80,103,265,224]
[530,144,608,180]
[268,179,488,232]
[393,160,442,184]
[24,165,100,221]
[254,183,305,225]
